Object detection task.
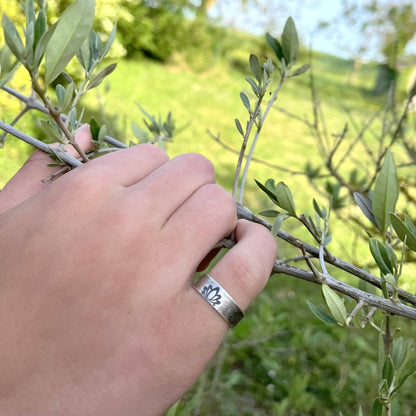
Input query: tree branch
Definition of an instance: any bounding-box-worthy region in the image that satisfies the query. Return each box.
[237,205,416,307]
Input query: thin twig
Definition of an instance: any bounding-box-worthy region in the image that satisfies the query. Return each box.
[238,75,286,205]
[0,121,81,167]
[1,86,128,149]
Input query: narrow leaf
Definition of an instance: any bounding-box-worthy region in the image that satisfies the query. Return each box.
[390,214,416,251]
[89,117,100,141]
[102,24,117,57]
[40,119,64,143]
[235,119,244,136]
[271,213,288,236]
[258,209,279,218]
[307,301,337,325]
[265,32,284,61]
[275,181,296,216]
[245,77,259,95]
[86,62,117,91]
[371,399,384,416]
[289,64,310,77]
[281,17,299,67]
[55,84,65,106]
[61,82,74,112]
[322,284,347,326]
[393,359,416,394]
[33,9,47,52]
[369,238,394,276]
[382,356,394,387]
[2,14,24,60]
[240,92,251,112]
[45,0,95,85]
[372,149,399,233]
[255,179,278,205]
[249,54,261,82]
[354,192,378,228]
[33,22,57,68]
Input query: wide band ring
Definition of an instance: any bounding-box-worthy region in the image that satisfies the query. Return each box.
[193,274,244,328]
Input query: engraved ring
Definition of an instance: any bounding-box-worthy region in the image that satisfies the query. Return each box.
[193,274,245,328]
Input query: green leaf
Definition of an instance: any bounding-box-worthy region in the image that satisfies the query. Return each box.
[271,212,288,236]
[390,214,416,251]
[245,77,259,96]
[371,399,384,416]
[353,192,378,227]
[372,149,399,233]
[131,122,148,143]
[369,238,394,276]
[249,54,261,82]
[258,209,279,218]
[307,301,337,325]
[281,17,299,67]
[265,32,284,62]
[86,62,117,91]
[102,24,117,58]
[89,117,100,142]
[2,14,24,60]
[393,359,416,394]
[322,284,347,326]
[39,119,64,143]
[255,179,279,205]
[275,181,296,216]
[61,82,74,112]
[289,64,310,77]
[313,198,326,219]
[68,107,77,130]
[33,8,47,53]
[33,22,57,68]
[240,92,251,112]
[405,214,416,235]
[25,0,36,27]
[235,119,244,136]
[55,84,65,106]
[77,33,91,71]
[45,0,95,85]
[382,355,394,387]
[391,337,406,370]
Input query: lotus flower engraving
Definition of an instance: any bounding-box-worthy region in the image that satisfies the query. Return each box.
[201,284,222,306]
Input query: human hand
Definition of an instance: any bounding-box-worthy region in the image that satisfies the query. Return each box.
[0,126,277,416]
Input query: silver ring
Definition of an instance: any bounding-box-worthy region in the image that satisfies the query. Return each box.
[193,274,244,328]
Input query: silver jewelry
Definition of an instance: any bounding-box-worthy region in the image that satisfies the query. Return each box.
[193,273,244,328]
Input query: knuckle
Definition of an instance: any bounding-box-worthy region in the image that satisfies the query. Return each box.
[199,184,237,221]
[229,253,267,295]
[179,153,215,178]
[138,142,169,161]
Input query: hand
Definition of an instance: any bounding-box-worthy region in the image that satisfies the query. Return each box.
[0,126,277,416]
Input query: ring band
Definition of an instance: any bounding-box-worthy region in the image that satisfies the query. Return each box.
[193,274,244,328]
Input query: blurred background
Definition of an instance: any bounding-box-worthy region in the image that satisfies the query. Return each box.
[1,0,416,414]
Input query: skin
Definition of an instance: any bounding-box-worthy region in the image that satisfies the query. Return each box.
[0,125,277,416]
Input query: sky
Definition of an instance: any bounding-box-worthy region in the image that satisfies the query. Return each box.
[208,0,416,62]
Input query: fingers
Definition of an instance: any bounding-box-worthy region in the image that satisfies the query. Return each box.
[162,183,236,275]
[186,219,277,330]
[71,143,169,188]
[0,125,93,214]
[123,153,216,225]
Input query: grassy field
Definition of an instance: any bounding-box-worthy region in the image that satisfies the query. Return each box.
[2,47,416,414]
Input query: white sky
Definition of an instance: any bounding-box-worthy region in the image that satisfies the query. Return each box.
[209,0,416,62]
